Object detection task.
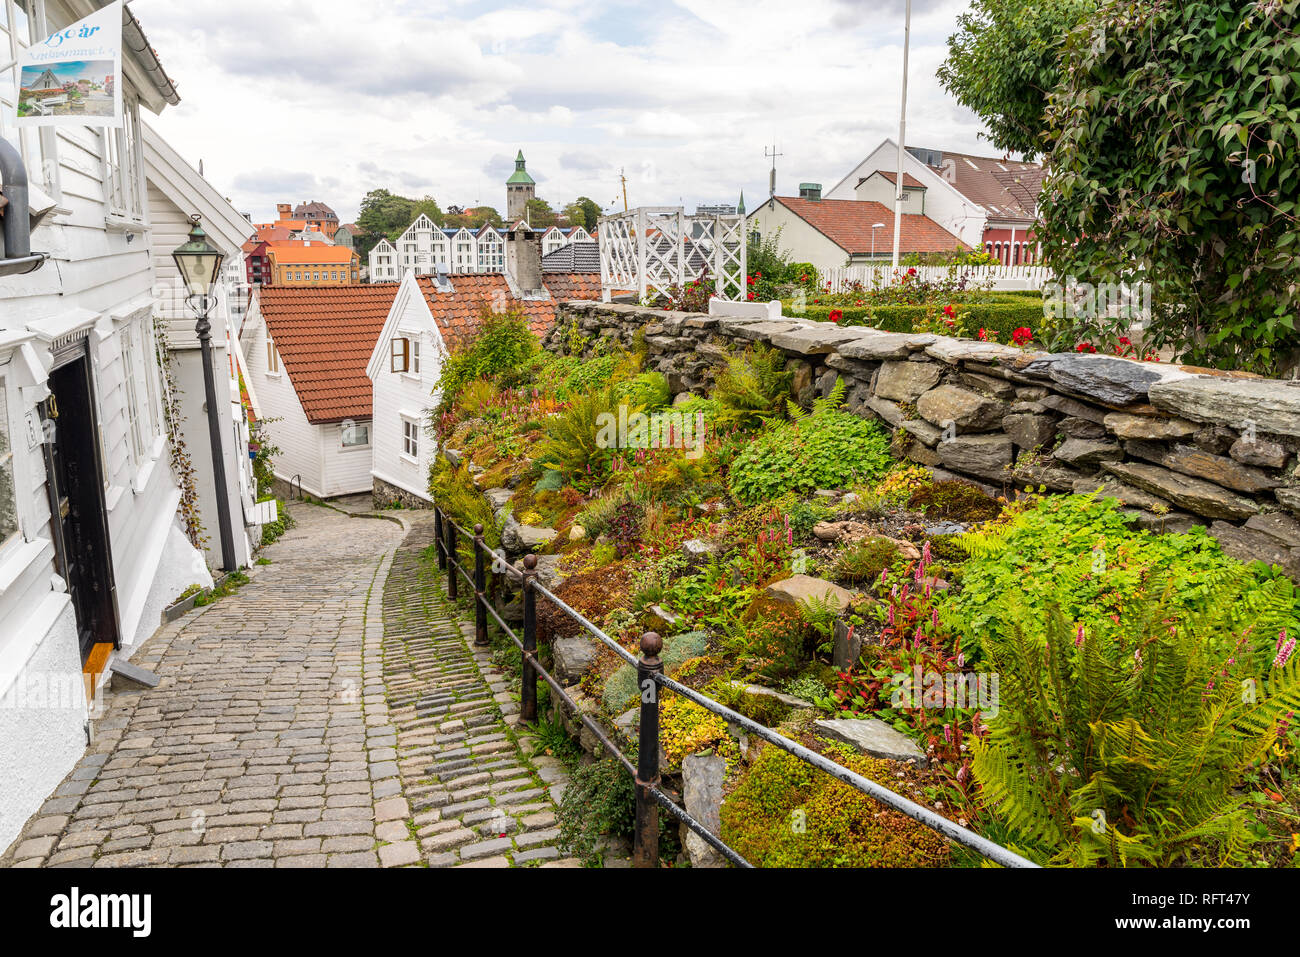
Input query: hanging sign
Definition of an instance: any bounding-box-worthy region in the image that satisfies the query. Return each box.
[14,1,122,128]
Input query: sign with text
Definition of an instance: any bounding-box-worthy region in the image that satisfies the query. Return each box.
[14,1,122,128]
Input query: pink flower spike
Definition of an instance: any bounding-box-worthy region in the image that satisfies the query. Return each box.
[1075,624,1085,647]
[1274,637,1296,669]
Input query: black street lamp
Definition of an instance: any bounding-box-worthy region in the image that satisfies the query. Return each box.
[172,214,237,573]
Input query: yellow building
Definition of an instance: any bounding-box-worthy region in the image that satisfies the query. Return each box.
[266,242,360,286]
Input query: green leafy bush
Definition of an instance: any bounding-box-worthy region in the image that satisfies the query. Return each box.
[429,459,499,546]
[728,386,893,504]
[435,309,539,409]
[533,384,630,489]
[788,299,1045,341]
[720,743,950,867]
[948,494,1300,668]
[974,587,1300,866]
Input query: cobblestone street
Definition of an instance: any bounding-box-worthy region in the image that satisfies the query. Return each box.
[0,503,575,868]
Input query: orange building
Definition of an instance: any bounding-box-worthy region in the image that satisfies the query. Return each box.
[265,242,360,286]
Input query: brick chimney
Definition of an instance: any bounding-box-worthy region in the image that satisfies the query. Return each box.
[504,223,543,296]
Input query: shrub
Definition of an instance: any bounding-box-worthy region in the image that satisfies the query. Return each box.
[602,630,708,713]
[974,588,1300,866]
[728,386,893,504]
[555,757,678,866]
[658,695,740,772]
[429,459,499,546]
[720,743,950,867]
[435,308,539,409]
[618,370,671,412]
[831,538,901,585]
[786,299,1045,341]
[533,383,629,489]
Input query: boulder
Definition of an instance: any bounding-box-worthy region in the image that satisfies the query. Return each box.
[1230,436,1290,469]
[513,554,564,590]
[832,619,864,669]
[483,487,514,510]
[1021,354,1163,405]
[569,524,586,541]
[1124,441,1280,494]
[765,575,855,610]
[648,605,683,629]
[1149,376,1300,438]
[1102,461,1259,520]
[552,636,598,685]
[1073,477,1172,512]
[813,717,928,767]
[788,359,814,397]
[937,434,1014,480]
[1103,412,1199,441]
[682,752,727,868]
[1053,438,1123,468]
[443,448,463,466]
[1208,522,1300,577]
[1002,412,1058,451]
[681,538,720,568]
[916,385,1006,432]
[873,360,943,403]
[502,521,558,552]
[1279,487,1300,511]
[1245,512,1300,548]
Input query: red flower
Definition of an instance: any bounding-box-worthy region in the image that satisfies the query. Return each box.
[746,275,755,285]
[799,273,808,282]
[1075,341,1097,353]
[829,309,843,324]
[943,304,954,317]
[1011,327,1033,346]
[746,292,755,301]
[907,267,917,276]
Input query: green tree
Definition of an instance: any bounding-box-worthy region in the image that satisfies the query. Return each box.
[525,197,558,229]
[562,196,602,232]
[1038,0,1300,374]
[937,0,1096,157]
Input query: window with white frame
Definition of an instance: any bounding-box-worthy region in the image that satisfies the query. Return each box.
[103,95,146,222]
[408,337,420,375]
[390,337,409,374]
[0,374,19,548]
[266,338,280,374]
[120,323,147,464]
[401,416,418,460]
[341,420,369,448]
[0,0,60,198]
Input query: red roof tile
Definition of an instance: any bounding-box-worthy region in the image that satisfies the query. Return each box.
[415,272,603,349]
[774,197,965,255]
[257,285,400,424]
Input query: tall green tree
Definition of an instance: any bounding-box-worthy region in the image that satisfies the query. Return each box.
[1038,0,1300,373]
[562,196,602,232]
[525,197,558,229]
[937,0,1096,157]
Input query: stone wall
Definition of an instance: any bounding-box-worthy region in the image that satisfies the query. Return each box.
[549,300,1300,577]
[372,477,431,511]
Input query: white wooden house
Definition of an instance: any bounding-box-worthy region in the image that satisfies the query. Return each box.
[142,120,263,569]
[0,0,208,852]
[240,283,400,498]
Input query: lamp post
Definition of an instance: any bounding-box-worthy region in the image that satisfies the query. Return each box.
[871,222,885,259]
[891,0,912,271]
[172,214,237,573]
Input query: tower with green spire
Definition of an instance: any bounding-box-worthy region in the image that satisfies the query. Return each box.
[737,190,745,215]
[506,150,536,222]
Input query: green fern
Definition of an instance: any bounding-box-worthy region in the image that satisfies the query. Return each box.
[713,343,794,431]
[973,581,1300,867]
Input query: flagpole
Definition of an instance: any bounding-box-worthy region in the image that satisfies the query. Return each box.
[891,0,912,272]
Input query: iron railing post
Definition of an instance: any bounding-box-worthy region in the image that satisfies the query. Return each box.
[434,507,446,570]
[473,523,489,646]
[520,553,538,723]
[633,631,663,869]
[446,520,459,601]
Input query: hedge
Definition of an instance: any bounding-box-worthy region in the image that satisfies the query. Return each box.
[782,299,1046,341]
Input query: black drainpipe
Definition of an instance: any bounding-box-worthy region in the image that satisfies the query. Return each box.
[0,137,50,276]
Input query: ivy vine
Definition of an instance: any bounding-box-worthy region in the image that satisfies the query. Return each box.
[153,317,207,551]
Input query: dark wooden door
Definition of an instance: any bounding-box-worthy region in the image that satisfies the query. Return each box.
[43,350,119,662]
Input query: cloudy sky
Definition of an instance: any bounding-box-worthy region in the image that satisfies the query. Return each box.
[134,0,993,224]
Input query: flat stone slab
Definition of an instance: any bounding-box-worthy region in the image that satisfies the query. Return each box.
[1149,376,1300,438]
[109,660,159,690]
[730,683,815,710]
[924,339,1024,365]
[1020,354,1163,405]
[838,331,936,361]
[814,717,928,767]
[552,636,598,684]
[768,325,871,355]
[1102,460,1259,520]
[765,575,855,610]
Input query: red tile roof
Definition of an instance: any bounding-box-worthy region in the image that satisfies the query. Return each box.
[774,197,966,255]
[257,273,605,423]
[256,285,400,424]
[919,150,1043,222]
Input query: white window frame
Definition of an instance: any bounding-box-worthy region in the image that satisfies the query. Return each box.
[102,94,146,225]
[340,420,370,450]
[266,338,280,376]
[400,415,419,462]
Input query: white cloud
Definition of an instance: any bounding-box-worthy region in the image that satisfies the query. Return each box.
[133,0,996,223]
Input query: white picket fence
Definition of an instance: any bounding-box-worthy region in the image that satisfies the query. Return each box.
[820,264,1054,293]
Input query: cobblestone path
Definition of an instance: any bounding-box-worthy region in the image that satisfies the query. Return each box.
[0,502,575,868]
[378,517,577,867]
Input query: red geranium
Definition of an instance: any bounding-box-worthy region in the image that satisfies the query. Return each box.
[829,309,843,324]
[1011,327,1033,346]
[1075,341,1097,353]
[943,304,954,317]
[746,292,755,301]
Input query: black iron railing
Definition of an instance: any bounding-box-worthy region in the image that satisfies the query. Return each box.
[432,504,1038,869]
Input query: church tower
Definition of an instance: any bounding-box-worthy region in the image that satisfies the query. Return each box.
[506,150,536,222]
